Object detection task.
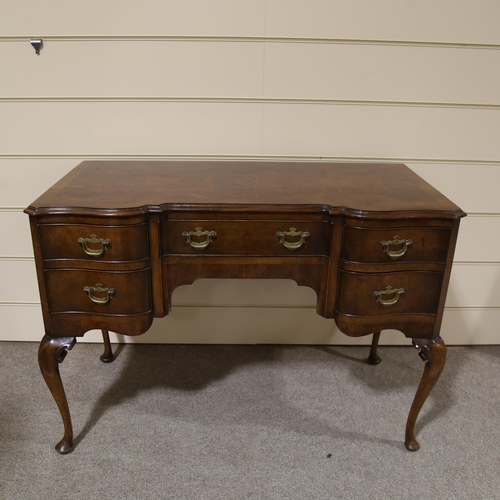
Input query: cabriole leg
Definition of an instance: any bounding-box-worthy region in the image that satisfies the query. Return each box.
[405,336,447,451]
[38,335,77,454]
[367,331,382,365]
[100,329,115,363]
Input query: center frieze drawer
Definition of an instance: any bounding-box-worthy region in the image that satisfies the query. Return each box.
[39,223,149,263]
[161,219,330,256]
[44,268,152,314]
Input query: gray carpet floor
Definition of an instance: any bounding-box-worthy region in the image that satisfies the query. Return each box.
[1,341,499,499]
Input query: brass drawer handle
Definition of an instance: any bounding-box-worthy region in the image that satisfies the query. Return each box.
[276,227,310,251]
[77,234,111,257]
[374,286,404,307]
[83,283,115,305]
[380,235,413,260]
[182,227,217,251]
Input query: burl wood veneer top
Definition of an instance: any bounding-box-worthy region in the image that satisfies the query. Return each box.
[26,161,465,218]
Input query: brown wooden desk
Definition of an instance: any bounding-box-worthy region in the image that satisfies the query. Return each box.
[25,161,465,453]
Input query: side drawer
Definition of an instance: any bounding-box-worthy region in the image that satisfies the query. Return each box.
[45,268,152,314]
[162,219,330,256]
[39,223,149,262]
[342,226,451,264]
[336,269,443,316]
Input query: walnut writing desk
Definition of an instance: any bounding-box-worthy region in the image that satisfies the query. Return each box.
[25,161,466,454]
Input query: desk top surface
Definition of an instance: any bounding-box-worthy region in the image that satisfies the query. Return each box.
[26,161,465,218]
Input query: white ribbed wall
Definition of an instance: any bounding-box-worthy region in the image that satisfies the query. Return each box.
[1,0,499,345]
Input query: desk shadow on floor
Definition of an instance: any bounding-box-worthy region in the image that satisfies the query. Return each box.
[325,343,461,444]
[71,344,428,452]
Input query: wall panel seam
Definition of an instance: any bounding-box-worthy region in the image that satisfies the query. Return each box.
[466,213,500,218]
[454,261,500,266]
[2,35,500,50]
[0,302,40,306]
[442,306,500,310]
[1,154,500,165]
[0,256,33,260]
[2,97,500,110]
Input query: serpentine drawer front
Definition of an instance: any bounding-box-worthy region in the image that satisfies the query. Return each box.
[39,222,149,263]
[35,214,153,338]
[336,270,443,316]
[45,268,152,314]
[341,223,451,264]
[25,161,465,456]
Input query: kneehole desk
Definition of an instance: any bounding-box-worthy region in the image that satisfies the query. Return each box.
[25,161,465,453]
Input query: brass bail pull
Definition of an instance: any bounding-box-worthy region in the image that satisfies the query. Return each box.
[78,234,111,257]
[83,284,115,305]
[374,285,405,307]
[182,227,217,250]
[380,235,413,260]
[276,227,310,251]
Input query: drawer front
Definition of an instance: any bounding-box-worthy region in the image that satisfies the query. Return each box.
[45,268,151,314]
[342,226,451,264]
[39,223,149,262]
[162,220,330,256]
[336,269,443,316]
